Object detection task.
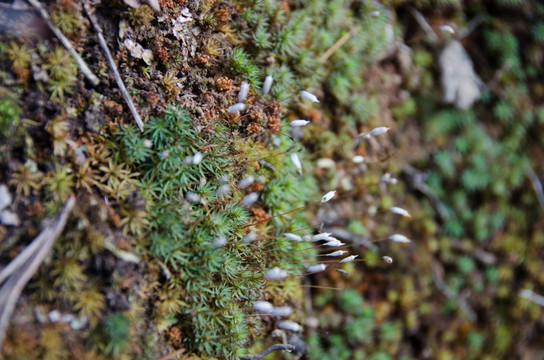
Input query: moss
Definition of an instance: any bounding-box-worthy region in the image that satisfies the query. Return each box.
[0,89,21,137]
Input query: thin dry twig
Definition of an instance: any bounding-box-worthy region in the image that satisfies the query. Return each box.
[525,164,544,212]
[410,7,438,43]
[403,165,450,221]
[0,196,76,349]
[519,289,544,307]
[457,14,484,39]
[240,344,295,360]
[431,259,476,321]
[319,25,362,63]
[83,1,145,132]
[25,0,100,86]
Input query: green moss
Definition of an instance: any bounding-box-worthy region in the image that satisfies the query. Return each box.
[103,313,131,357]
[228,48,260,86]
[0,89,21,136]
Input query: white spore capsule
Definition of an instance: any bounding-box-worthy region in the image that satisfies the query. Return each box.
[389,234,411,243]
[352,155,365,163]
[48,310,61,323]
[243,232,258,244]
[290,153,302,174]
[252,301,274,313]
[238,175,255,189]
[368,126,390,136]
[380,173,398,185]
[143,139,153,148]
[192,151,203,165]
[159,150,170,159]
[321,190,336,203]
[300,90,320,103]
[440,25,455,34]
[185,192,200,203]
[278,320,302,332]
[306,264,327,273]
[193,151,204,165]
[325,250,348,257]
[284,233,303,242]
[290,119,310,127]
[242,192,259,207]
[212,237,227,248]
[183,156,193,165]
[262,75,273,95]
[323,239,344,247]
[382,256,393,264]
[216,184,230,197]
[340,255,359,263]
[238,81,250,102]
[390,207,411,217]
[312,232,332,241]
[264,267,288,280]
[227,103,246,113]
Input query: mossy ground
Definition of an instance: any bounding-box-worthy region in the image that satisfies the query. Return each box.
[1,0,544,359]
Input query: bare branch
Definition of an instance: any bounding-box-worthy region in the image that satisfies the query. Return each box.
[431,259,477,321]
[526,164,544,212]
[409,7,438,43]
[457,14,484,39]
[0,196,76,349]
[320,25,362,64]
[519,289,544,307]
[83,1,145,132]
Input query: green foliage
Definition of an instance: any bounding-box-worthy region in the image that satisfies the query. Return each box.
[0,92,20,137]
[105,105,318,358]
[52,8,84,36]
[5,41,31,70]
[533,22,544,43]
[44,165,74,203]
[103,312,130,357]
[308,289,382,358]
[43,46,78,101]
[228,48,260,85]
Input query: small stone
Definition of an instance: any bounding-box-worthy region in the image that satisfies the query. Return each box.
[0,185,12,211]
[0,210,20,226]
[48,310,61,323]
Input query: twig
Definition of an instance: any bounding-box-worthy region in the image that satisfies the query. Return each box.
[319,25,362,63]
[486,60,512,91]
[409,7,438,43]
[25,0,99,86]
[0,196,76,349]
[403,165,450,221]
[240,344,295,360]
[457,14,484,39]
[431,259,476,321]
[519,289,544,307]
[83,1,145,132]
[525,164,544,212]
